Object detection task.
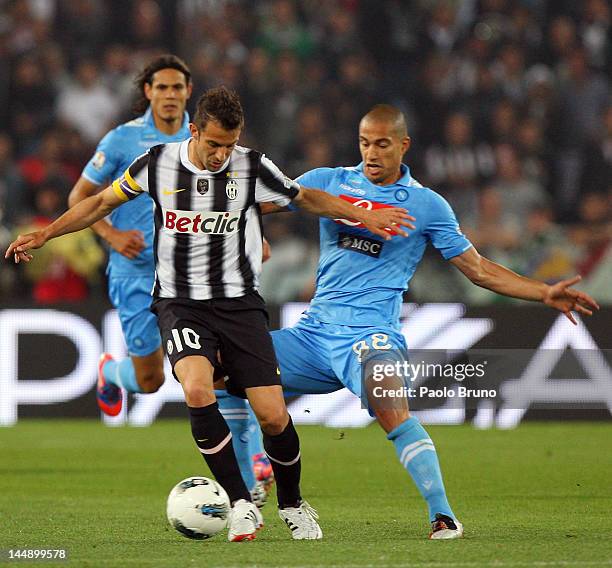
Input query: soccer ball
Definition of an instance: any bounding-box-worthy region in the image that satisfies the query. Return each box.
[166,476,230,540]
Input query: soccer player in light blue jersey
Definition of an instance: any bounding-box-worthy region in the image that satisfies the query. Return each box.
[266,105,598,539]
[68,55,272,504]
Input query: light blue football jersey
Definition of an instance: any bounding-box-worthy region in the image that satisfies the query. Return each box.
[82,107,190,277]
[297,163,473,327]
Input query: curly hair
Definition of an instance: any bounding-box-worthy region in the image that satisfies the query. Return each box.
[132,54,191,115]
[193,86,244,131]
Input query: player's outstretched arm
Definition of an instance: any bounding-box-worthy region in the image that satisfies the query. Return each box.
[5,185,125,264]
[259,202,289,215]
[292,186,416,240]
[69,177,144,259]
[450,247,599,324]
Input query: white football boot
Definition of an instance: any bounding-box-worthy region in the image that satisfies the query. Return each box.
[278,500,323,540]
[227,499,263,542]
[429,514,464,540]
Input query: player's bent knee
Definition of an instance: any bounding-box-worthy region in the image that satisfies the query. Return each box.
[374,408,410,434]
[133,349,166,393]
[181,381,215,408]
[257,409,289,436]
[137,370,165,393]
[139,378,164,394]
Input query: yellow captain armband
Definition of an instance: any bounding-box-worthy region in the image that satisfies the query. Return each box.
[112,174,142,202]
[112,179,130,202]
[124,168,141,191]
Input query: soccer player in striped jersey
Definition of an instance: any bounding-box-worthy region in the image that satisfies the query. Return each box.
[68,55,273,506]
[6,88,414,541]
[263,104,599,539]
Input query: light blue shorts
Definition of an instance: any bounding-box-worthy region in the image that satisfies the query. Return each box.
[108,275,161,357]
[271,315,408,400]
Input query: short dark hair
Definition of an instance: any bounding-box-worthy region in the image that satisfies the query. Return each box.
[361,104,408,137]
[193,86,244,131]
[133,54,191,114]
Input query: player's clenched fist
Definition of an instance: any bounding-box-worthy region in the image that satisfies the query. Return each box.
[5,231,48,263]
[106,228,145,259]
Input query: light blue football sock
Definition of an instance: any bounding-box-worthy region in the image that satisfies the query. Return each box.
[216,390,256,491]
[247,406,265,457]
[103,357,143,393]
[387,416,454,521]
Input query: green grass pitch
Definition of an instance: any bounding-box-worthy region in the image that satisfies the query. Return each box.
[1,420,611,567]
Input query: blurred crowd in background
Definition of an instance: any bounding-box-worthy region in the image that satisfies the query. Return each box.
[0,0,610,305]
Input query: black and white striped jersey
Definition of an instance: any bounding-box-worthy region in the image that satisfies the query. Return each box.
[111,139,300,300]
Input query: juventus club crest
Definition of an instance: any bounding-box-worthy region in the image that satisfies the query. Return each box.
[197,178,209,195]
[226,178,239,200]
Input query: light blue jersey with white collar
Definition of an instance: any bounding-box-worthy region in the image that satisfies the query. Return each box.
[82,107,190,277]
[296,163,472,327]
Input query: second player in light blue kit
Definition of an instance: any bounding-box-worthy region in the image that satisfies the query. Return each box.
[267,105,598,539]
[69,55,272,504]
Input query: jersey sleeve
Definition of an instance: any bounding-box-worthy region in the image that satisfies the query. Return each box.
[276,167,338,211]
[295,167,336,190]
[424,191,473,260]
[82,129,122,186]
[255,155,300,206]
[111,152,150,202]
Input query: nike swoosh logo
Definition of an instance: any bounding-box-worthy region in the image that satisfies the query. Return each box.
[197,438,208,442]
[162,188,189,195]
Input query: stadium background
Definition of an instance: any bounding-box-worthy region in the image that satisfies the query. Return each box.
[0,0,610,425]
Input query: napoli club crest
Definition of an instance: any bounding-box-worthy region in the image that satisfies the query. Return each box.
[395,189,409,202]
[197,178,209,195]
[226,179,239,200]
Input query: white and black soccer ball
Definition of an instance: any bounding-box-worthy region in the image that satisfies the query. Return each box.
[166,476,230,540]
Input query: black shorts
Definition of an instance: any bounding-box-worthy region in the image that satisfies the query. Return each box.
[151,291,280,396]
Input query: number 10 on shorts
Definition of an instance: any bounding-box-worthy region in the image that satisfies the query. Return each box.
[167,327,202,355]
